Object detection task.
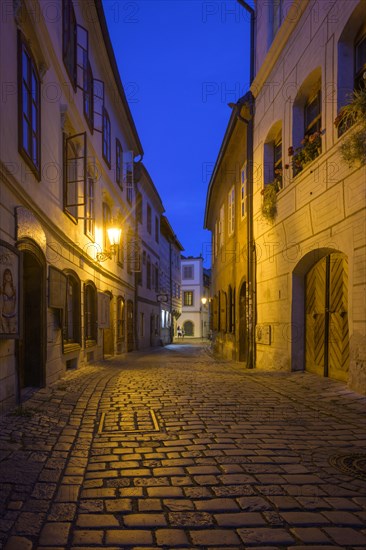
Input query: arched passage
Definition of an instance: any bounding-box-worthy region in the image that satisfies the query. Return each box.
[292,248,349,382]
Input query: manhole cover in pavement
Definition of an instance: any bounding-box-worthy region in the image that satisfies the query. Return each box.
[328,453,366,481]
[98,409,160,434]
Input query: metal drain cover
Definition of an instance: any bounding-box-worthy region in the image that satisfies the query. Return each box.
[328,453,366,481]
[98,409,160,434]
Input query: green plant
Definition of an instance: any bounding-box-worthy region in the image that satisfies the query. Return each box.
[334,88,366,165]
[261,182,278,222]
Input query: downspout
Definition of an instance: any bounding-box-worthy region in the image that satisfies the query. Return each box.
[237,0,256,369]
[169,241,173,343]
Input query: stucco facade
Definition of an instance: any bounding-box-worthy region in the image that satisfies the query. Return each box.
[180,256,210,338]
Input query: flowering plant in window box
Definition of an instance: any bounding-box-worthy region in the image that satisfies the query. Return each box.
[286,130,324,177]
[334,88,366,165]
[261,182,277,222]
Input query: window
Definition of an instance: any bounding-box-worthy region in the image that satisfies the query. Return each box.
[272,0,283,40]
[240,166,246,219]
[63,272,81,346]
[355,33,366,90]
[136,192,142,223]
[140,312,144,337]
[18,34,41,179]
[84,282,97,343]
[228,186,235,236]
[116,139,123,187]
[183,291,194,306]
[273,136,283,191]
[304,91,321,138]
[64,132,86,222]
[84,61,93,131]
[117,296,125,341]
[123,151,134,204]
[155,264,159,292]
[102,202,111,251]
[219,205,224,248]
[102,108,111,167]
[146,255,151,289]
[147,204,152,234]
[182,265,194,279]
[85,176,95,238]
[155,216,159,243]
[62,0,76,87]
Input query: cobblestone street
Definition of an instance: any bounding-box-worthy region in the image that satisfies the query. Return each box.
[1,343,366,549]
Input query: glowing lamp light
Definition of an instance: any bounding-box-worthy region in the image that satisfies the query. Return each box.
[201,297,207,305]
[96,225,122,262]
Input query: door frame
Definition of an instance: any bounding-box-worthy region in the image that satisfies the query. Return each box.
[16,238,47,393]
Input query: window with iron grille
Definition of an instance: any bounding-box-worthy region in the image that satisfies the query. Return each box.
[183,291,194,306]
[102,108,111,167]
[18,33,41,179]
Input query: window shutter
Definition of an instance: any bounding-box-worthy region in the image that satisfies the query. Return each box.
[98,292,110,329]
[64,132,87,210]
[49,267,67,310]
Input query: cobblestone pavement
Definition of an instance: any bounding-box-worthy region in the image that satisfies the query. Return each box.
[1,343,366,549]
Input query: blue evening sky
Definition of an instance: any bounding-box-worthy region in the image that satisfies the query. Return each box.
[102,0,252,265]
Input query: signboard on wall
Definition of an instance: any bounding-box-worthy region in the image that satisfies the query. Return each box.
[0,240,20,339]
[255,324,271,345]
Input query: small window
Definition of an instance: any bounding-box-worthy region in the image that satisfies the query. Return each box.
[102,202,111,251]
[146,255,151,289]
[85,176,95,238]
[136,192,142,223]
[183,290,194,306]
[304,91,321,138]
[355,33,366,90]
[273,136,283,191]
[240,166,246,219]
[182,265,194,279]
[147,204,152,234]
[18,34,41,179]
[63,272,81,346]
[102,108,111,167]
[84,282,97,344]
[117,296,125,341]
[219,205,224,248]
[155,216,159,243]
[116,139,123,187]
[62,0,76,87]
[228,186,235,236]
[84,61,93,131]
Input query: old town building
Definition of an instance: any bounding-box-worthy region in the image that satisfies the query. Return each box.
[159,216,184,345]
[0,0,182,410]
[205,0,366,394]
[179,256,210,339]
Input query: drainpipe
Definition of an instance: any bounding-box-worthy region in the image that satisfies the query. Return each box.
[169,241,173,343]
[237,0,256,369]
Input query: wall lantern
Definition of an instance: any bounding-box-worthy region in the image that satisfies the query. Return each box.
[201,297,207,305]
[96,225,122,262]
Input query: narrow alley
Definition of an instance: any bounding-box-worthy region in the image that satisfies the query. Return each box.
[1,343,366,549]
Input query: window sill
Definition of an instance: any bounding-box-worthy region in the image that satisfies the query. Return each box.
[63,343,81,354]
[85,339,97,348]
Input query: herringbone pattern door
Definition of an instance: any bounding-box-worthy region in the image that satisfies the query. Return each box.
[305,257,326,376]
[328,254,349,381]
[305,253,349,381]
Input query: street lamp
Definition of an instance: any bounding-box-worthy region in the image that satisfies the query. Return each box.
[96,225,122,262]
[201,297,207,306]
